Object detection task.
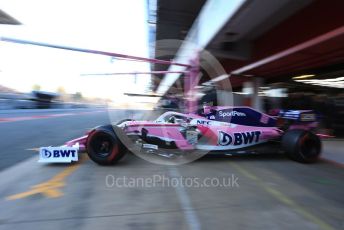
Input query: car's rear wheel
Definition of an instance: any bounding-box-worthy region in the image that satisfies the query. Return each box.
[87,126,126,165]
[282,129,321,163]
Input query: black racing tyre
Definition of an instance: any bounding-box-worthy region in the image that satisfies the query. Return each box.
[86,126,126,165]
[282,129,321,163]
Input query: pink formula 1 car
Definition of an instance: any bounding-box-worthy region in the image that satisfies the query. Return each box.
[64,106,323,165]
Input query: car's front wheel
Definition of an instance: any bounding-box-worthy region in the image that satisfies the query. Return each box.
[87,126,126,165]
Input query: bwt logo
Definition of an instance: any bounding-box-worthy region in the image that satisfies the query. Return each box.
[218,131,261,146]
[218,111,246,118]
[218,131,233,146]
[42,149,77,158]
[42,149,52,158]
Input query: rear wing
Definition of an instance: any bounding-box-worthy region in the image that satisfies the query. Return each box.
[278,110,318,122]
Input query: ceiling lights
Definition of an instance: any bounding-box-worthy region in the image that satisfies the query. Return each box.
[292,74,315,80]
[294,76,344,88]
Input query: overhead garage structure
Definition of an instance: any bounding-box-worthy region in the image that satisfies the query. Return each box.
[152,0,344,109]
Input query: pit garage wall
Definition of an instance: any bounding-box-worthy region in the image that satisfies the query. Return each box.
[217,90,281,113]
[217,91,275,110]
[216,79,273,112]
[241,78,264,111]
[216,90,244,107]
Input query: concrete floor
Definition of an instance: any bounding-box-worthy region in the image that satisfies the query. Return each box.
[0,109,343,230]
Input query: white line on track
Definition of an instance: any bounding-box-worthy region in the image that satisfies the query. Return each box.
[168,167,201,230]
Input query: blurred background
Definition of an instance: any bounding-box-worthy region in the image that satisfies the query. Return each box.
[0,0,343,229]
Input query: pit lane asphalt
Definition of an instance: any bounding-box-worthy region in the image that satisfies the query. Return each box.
[0,109,343,230]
